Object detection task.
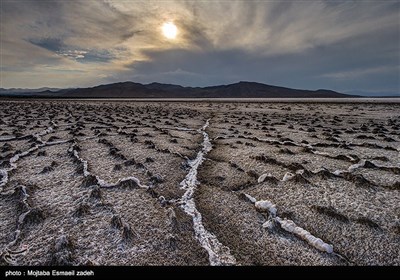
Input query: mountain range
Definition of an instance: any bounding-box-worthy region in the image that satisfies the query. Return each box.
[0,81,357,98]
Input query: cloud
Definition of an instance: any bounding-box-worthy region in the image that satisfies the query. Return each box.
[28,37,64,53]
[28,36,117,63]
[1,0,399,94]
[57,50,87,60]
[321,66,399,80]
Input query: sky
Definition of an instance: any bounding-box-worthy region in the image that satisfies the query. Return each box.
[1,0,399,95]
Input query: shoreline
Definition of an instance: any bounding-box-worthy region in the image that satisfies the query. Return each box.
[0,97,399,103]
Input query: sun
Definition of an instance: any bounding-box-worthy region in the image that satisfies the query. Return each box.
[162,22,178,39]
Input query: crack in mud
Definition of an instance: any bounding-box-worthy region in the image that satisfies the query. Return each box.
[179,119,237,266]
[68,141,148,189]
[0,126,55,192]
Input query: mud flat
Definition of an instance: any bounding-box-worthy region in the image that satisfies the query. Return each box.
[0,100,399,266]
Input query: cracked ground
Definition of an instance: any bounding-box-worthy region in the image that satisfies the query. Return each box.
[0,100,399,266]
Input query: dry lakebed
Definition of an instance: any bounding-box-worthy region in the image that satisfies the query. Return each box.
[0,99,399,266]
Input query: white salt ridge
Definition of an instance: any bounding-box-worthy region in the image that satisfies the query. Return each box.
[34,126,53,144]
[333,159,366,176]
[0,136,17,141]
[311,150,356,161]
[262,220,274,229]
[1,146,40,191]
[1,124,54,142]
[257,173,274,183]
[4,235,30,265]
[247,195,334,254]
[213,135,228,140]
[0,169,9,189]
[8,230,21,249]
[5,186,30,231]
[154,146,187,160]
[179,119,236,266]
[275,217,333,254]
[282,172,295,182]
[348,160,367,172]
[97,176,147,189]
[1,185,30,264]
[347,155,357,161]
[18,211,31,224]
[311,150,330,156]
[2,231,25,265]
[0,126,55,191]
[312,167,329,174]
[173,151,187,160]
[249,136,300,147]
[255,200,277,216]
[46,139,72,146]
[69,142,148,189]
[174,127,195,131]
[218,135,373,170]
[259,171,303,184]
[79,133,102,141]
[244,193,257,203]
[310,158,399,176]
[73,149,90,177]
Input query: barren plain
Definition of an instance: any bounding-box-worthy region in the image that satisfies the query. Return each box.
[0,100,399,266]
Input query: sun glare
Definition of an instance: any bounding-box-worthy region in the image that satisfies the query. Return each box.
[162,22,178,39]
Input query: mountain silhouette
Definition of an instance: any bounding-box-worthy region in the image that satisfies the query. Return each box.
[1,81,356,98]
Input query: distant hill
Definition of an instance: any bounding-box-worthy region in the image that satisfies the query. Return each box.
[1,81,357,98]
[0,87,62,95]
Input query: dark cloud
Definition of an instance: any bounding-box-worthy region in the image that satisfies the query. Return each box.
[28,37,115,63]
[28,37,64,52]
[82,50,116,63]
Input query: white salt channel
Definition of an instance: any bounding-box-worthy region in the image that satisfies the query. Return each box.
[179,119,236,266]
